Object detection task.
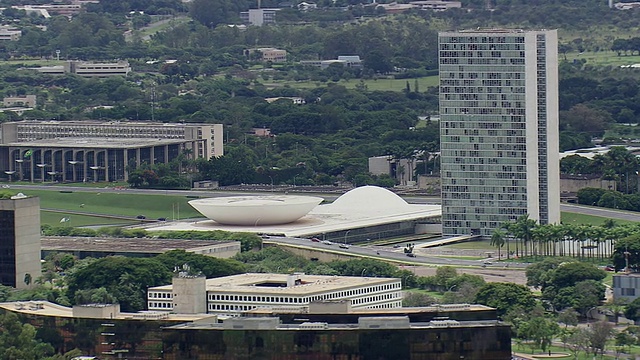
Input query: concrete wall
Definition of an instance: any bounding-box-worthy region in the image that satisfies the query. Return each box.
[276,245,355,262]
[172,275,206,314]
[560,177,617,193]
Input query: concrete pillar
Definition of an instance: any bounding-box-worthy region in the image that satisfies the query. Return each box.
[123,149,129,181]
[136,148,141,167]
[150,146,155,165]
[104,150,109,182]
[164,144,169,163]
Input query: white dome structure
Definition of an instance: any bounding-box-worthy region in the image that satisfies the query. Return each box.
[329,186,410,211]
[188,195,324,226]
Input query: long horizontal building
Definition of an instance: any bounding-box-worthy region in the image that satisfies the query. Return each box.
[0,300,512,359]
[147,273,403,315]
[0,120,223,182]
[41,237,241,259]
[28,61,131,77]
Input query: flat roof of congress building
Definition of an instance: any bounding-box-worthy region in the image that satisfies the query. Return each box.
[150,273,400,295]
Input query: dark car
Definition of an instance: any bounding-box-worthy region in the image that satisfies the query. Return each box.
[157,217,166,221]
[406,253,416,257]
[136,215,146,220]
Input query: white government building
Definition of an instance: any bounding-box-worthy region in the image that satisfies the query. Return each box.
[147,273,403,315]
[438,29,560,237]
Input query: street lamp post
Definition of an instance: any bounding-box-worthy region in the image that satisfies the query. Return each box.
[344,230,351,246]
[361,268,367,277]
[268,175,274,192]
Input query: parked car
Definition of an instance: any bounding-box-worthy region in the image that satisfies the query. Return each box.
[339,243,350,249]
[157,217,166,221]
[406,253,416,257]
[136,215,146,220]
[310,237,321,242]
[322,240,334,245]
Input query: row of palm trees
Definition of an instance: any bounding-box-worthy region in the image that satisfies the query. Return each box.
[490,215,638,260]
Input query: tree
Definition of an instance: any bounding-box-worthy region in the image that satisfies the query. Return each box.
[557,308,579,328]
[155,250,246,278]
[560,104,613,138]
[66,256,172,312]
[525,258,563,289]
[615,330,636,354]
[433,266,458,290]
[551,280,605,315]
[612,235,640,272]
[402,291,436,307]
[549,262,606,289]
[490,229,505,260]
[624,297,640,321]
[517,316,560,353]
[586,321,614,357]
[189,0,249,28]
[474,283,536,317]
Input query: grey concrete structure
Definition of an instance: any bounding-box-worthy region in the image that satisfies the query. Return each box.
[613,273,640,302]
[438,29,560,237]
[0,121,223,182]
[0,195,41,289]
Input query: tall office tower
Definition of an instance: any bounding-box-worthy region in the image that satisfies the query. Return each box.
[438,29,560,237]
[0,195,41,289]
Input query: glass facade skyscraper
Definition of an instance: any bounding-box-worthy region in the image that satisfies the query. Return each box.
[439,29,560,237]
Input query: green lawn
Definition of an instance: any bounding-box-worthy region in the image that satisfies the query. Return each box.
[258,75,439,92]
[22,189,202,225]
[564,51,640,67]
[41,211,137,227]
[561,211,638,226]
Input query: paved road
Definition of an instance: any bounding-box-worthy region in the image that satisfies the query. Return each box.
[265,236,530,269]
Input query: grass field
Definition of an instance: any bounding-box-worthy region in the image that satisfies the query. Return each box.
[564,51,640,67]
[258,75,439,92]
[41,211,136,227]
[561,211,639,226]
[23,189,202,226]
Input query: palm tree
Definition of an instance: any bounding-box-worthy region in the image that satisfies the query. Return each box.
[512,214,537,258]
[490,229,506,260]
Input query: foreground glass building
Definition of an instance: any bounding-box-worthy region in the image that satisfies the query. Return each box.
[438,29,560,237]
[0,301,512,359]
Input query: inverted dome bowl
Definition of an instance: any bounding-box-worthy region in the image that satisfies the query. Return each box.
[188,195,324,226]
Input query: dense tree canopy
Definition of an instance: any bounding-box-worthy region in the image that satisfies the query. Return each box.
[474,283,536,317]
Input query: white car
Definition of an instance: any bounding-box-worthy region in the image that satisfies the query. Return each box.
[339,243,350,249]
[322,240,334,245]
